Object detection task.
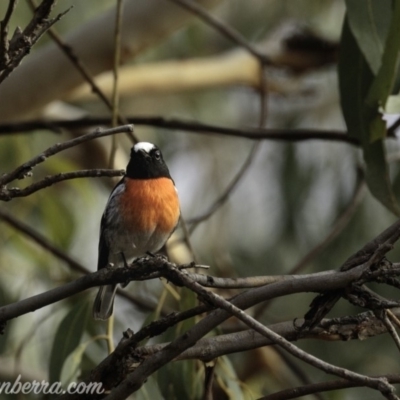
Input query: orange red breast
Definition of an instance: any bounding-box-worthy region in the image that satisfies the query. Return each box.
[118,177,180,235]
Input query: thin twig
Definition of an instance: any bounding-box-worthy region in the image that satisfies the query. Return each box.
[376,310,400,353]
[27,0,136,144]
[188,141,261,231]
[0,0,69,83]
[290,176,366,274]
[258,374,400,400]
[254,173,366,319]
[167,0,270,66]
[0,208,87,274]
[0,124,133,186]
[388,117,400,137]
[0,117,359,146]
[0,0,18,66]
[106,0,125,357]
[108,0,124,169]
[387,309,400,330]
[203,361,216,400]
[0,169,124,200]
[273,346,326,400]
[0,208,159,312]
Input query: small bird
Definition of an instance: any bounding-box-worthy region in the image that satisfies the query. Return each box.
[93,142,180,320]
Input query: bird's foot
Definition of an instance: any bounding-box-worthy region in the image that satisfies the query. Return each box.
[155,253,168,262]
[119,252,129,268]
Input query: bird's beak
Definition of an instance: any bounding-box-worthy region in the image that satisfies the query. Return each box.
[139,149,151,159]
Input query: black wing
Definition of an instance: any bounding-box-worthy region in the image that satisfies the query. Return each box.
[97,213,110,270]
[97,177,125,270]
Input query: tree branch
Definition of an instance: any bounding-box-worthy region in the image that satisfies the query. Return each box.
[0,208,160,312]
[0,258,363,330]
[0,117,359,145]
[137,310,394,362]
[83,263,392,396]
[26,0,136,144]
[0,168,124,200]
[0,0,17,67]
[105,263,399,399]
[259,375,400,400]
[167,0,270,65]
[0,124,133,186]
[0,0,70,83]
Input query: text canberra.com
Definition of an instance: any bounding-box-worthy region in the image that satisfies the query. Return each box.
[0,375,104,395]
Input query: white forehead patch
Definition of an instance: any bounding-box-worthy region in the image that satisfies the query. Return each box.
[133,142,155,153]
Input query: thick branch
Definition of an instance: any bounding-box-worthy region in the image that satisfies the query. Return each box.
[137,310,392,362]
[73,265,368,397]
[167,267,399,399]
[105,264,398,399]
[0,259,364,329]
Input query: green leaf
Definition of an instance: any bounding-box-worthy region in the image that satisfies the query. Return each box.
[158,360,199,400]
[49,300,90,383]
[386,94,400,114]
[346,0,391,74]
[157,289,201,400]
[367,0,400,117]
[60,338,98,386]
[177,289,197,334]
[364,140,399,212]
[215,356,245,400]
[339,17,400,215]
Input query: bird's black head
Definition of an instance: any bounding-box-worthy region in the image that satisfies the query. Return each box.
[126,142,172,179]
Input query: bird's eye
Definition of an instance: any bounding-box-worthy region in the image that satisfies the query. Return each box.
[154,150,161,160]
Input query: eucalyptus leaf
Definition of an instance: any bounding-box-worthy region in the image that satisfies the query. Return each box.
[346,0,391,74]
[49,300,90,383]
[339,17,400,215]
[385,95,400,114]
[367,0,400,116]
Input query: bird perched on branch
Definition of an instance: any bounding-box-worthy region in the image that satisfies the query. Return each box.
[93,142,180,320]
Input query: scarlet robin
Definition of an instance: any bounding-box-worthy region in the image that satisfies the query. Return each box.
[93,142,180,320]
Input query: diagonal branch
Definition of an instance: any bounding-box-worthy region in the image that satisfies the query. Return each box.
[159,267,399,400]
[0,208,159,312]
[0,169,124,201]
[0,124,133,186]
[81,264,379,398]
[26,0,136,144]
[0,0,70,83]
[0,0,18,67]
[167,0,270,65]
[258,374,400,400]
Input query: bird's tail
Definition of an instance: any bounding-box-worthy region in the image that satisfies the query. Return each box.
[93,284,117,320]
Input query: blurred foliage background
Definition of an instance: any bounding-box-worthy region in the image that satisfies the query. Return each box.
[1,0,400,399]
